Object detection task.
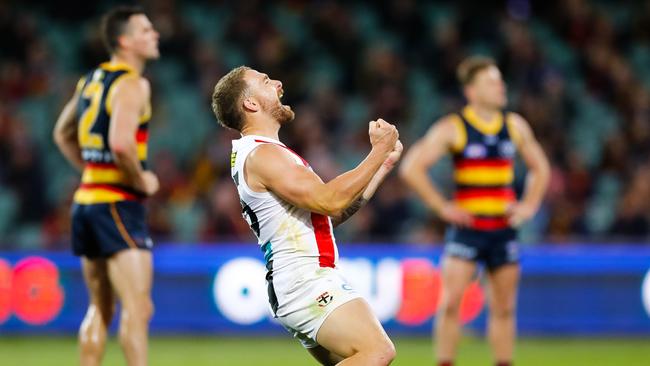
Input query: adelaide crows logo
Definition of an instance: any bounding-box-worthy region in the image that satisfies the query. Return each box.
[316,291,333,307]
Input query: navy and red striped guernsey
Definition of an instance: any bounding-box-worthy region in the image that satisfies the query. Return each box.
[451,106,520,231]
[73,62,151,204]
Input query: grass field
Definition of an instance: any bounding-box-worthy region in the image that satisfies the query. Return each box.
[1,336,648,365]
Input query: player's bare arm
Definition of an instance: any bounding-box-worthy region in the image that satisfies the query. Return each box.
[399,115,473,227]
[247,120,399,217]
[506,113,550,227]
[53,87,85,172]
[108,76,158,196]
[330,140,403,227]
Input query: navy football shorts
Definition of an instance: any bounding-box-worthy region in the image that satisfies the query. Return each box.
[71,201,152,258]
[443,226,519,270]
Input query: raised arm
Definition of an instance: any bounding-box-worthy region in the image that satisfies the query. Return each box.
[53,82,84,172]
[330,140,403,227]
[246,120,399,217]
[399,115,473,227]
[108,76,158,196]
[505,113,550,227]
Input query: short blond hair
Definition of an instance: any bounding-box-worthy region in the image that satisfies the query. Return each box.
[211,66,251,131]
[456,56,497,86]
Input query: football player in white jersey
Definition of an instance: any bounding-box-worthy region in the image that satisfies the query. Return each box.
[212,66,402,365]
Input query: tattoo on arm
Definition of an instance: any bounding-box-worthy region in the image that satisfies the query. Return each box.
[331,197,367,228]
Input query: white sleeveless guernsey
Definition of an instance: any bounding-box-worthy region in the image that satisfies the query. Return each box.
[231,135,339,270]
[230,134,359,348]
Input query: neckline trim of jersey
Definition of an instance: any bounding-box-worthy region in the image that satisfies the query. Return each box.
[462,105,503,135]
[99,61,138,74]
[240,134,286,146]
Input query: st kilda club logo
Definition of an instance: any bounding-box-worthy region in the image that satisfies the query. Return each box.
[316,291,333,307]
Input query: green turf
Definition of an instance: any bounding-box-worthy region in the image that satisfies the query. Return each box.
[0,336,648,365]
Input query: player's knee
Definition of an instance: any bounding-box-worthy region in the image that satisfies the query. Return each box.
[370,338,396,365]
[142,297,154,321]
[382,339,397,363]
[123,297,154,323]
[89,301,114,322]
[439,293,463,316]
[491,304,515,320]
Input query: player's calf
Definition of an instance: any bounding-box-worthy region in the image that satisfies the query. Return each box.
[79,303,114,366]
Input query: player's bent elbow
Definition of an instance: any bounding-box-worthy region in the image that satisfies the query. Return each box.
[53,130,64,147]
[398,161,420,185]
[326,207,344,218]
[53,127,73,146]
[541,158,551,177]
[109,138,133,158]
[309,186,350,216]
[530,159,551,182]
[398,162,410,180]
[328,188,364,216]
[319,201,346,217]
[53,133,73,152]
[110,144,128,158]
[315,195,349,217]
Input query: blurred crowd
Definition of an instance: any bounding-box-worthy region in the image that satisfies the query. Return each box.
[1,0,649,250]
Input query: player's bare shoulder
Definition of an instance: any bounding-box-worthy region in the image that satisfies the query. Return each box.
[437,113,462,127]
[137,76,151,98]
[506,112,528,129]
[123,74,150,96]
[109,74,150,108]
[423,113,464,150]
[248,143,291,168]
[245,143,296,190]
[505,111,534,146]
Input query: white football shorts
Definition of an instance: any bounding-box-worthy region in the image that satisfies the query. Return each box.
[271,266,361,348]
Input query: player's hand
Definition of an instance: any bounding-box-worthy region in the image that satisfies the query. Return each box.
[138,170,160,196]
[382,140,403,171]
[369,118,399,154]
[506,202,536,227]
[439,202,474,228]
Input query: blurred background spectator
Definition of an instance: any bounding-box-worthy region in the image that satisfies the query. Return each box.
[1,0,649,249]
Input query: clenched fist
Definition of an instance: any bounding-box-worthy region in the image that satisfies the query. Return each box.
[369,118,399,154]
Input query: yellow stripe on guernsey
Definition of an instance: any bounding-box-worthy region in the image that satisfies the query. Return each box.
[81,166,125,184]
[73,62,150,205]
[74,188,129,204]
[137,142,147,161]
[100,61,136,73]
[454,167,514,186]
[140,102,151,123]
[450,115,467,153]
[75,77,87,94]
[457,197,511,216]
